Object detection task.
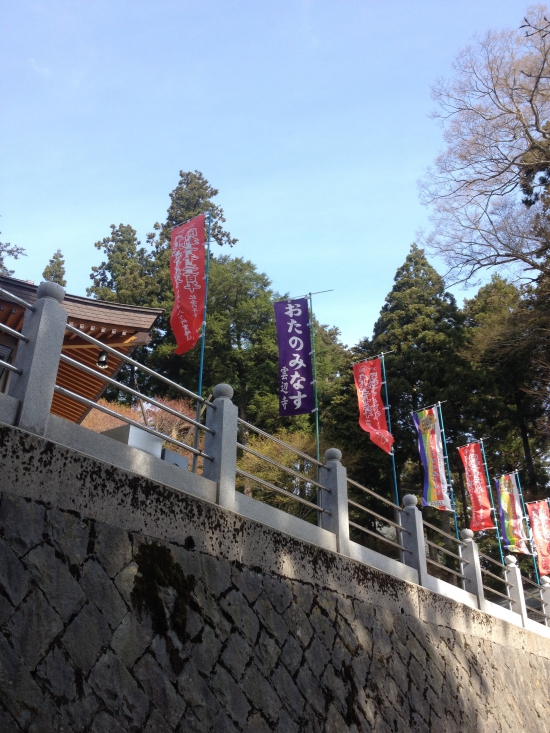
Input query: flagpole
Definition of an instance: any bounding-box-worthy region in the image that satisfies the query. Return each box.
[515,471,540,584]
[380,353,399,507]
[192,210,212,472]
[308,292,320,464]
[437,402,460,540]
[479,439,505,565]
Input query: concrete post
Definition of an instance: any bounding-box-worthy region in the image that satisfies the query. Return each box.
[319,448,350,556]
[460,529,484,608]
[401,495,429,586]
[203,383,238,512]
[540,576,550,626]
[504,555,528,625]
[8,281,66,436]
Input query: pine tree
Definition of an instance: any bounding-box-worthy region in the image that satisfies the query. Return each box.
[0,229,25,277]
[42,249,67,287]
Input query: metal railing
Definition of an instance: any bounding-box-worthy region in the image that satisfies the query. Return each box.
[521,573,548,625]
[478,551,513,609]
[0,286,36,312]
[0,287,34,376]
[57,326,216,467]
[422,518,467,585]
[348,479,407,559]
[235,417,326,520]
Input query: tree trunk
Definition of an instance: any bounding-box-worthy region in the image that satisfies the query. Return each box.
[515,392,536,492]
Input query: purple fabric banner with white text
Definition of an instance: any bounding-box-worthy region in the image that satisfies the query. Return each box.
[274,298,315,416]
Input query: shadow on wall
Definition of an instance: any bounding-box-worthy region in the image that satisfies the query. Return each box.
[0,489,547,731]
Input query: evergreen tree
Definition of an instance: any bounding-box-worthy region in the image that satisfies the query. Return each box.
[42,249,67,287]
[0,229,25,277]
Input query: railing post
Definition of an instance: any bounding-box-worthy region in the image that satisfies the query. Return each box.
[401,495,429,586]
[504,555,528,626]
[8,281,66,436]
[460,529,485,609]
[540,576,550,627]
[319,448,350,556]
[203,383,238,512]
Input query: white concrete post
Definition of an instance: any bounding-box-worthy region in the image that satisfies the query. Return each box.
[504,555,528,626]
[460,529,484,608]
[401,495,429,586]
[319,448,350,556]
[203,383,238,512]
[540,576,550,627]
[8,281,66,436]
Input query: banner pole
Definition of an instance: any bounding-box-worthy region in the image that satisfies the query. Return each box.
[437,402,460,540]
[192,210,212,472]
[380,353,399,506]
[308,292,320,464]
[480,439,505,565]
[515,471,540,584]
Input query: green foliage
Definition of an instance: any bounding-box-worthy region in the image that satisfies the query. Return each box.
[0,230,25,277]
[42,249,67,287]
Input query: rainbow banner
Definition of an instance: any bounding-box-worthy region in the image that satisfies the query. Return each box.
[413,407,453,511]
[495,473,530,554]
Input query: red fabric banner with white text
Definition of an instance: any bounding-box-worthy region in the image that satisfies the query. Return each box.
[457,442,495,532]
[170,215,205,355]
[527,501,550,576]
[353,359,394,454]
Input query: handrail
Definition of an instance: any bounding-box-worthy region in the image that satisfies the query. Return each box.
[0,359,22,375]
[0,322,28,341]
[60,354,213,434]
[237,418,323,466]
[237,442,329,492]
[64,324,214,408]
[425,538,466,563]
[236,468,328,513]
[347,478,402,511]
[426,557,467,581]
[480,567,512,586]
[0,287,36,312]
[521,574,541,589]
[54,386,213,461]
[349,520,408,552]
[422,519,466,546]
[483,585,515,604]
[348,499,409,533]
[479,551,507,570]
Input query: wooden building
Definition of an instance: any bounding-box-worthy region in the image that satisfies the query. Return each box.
[0,276,162,424]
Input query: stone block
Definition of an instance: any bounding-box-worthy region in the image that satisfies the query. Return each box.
[275,709,300,733]
[192,623,222,675]
[36,645,76,700]
[177,661,220,727]
[210,665,250,727]
[61,681,99,733]
[24,544,86,623]
[134,653,185,728]
[144,709,173,733]
[232,565,263,604]
[0,633,43,727]
[63,603,112,673]
[79,560,127,629]
[89,651,149,731]
[264,574,293,614]
[220,589,259,645]
[284,602,314,648]
[309,604,336,651]
[110,612,151,668]
[280,634,303,675]
[0,704,19,733]
[46,508,90,566]
[271,664,304,717]
[95,522,132,578]
[222,632,252,681]
[243,712,272,733]
[0,494,45,556]
[114,561,138,606]
[254,594,289,645]
[296,663,325,715]
[0,536,31,606]
[254,629,281,675]
[242,664,281,723]
[305,637,330,678]
[0,593,14,627]
[7,588,63,670]
[213,709,240,733]
[90,711,127,733]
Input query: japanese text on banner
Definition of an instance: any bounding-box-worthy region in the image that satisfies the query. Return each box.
[352,359,394,454]
[273,299,315,416]
[457,443,495,532]
[170,215,205,355]
[527,501,550,575]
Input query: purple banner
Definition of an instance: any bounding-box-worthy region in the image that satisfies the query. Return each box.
[274,298,315,416]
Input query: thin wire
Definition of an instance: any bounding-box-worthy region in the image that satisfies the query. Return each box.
[308,293,320,465]
[380,354,399,507]
[480,439,505,565]
[515,471,541,584]
[437,402,460,540]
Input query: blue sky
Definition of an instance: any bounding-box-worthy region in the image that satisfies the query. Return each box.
[0,1,526,347]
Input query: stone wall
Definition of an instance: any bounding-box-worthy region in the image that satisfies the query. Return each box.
[0,423,550,732]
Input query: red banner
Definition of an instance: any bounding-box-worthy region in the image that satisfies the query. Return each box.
[527,501,550,576]
[170,215,205,355]
[353,359,394,454]
[457,442,495,532]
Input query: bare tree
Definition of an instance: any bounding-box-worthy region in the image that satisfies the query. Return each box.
[420,5,550,283]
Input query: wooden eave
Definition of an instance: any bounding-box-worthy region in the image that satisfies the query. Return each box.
[0,277,163,424]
